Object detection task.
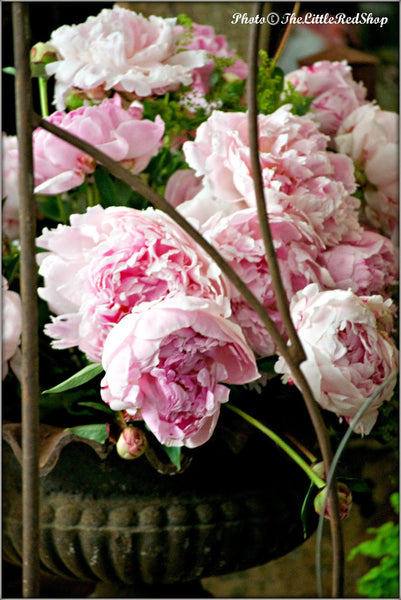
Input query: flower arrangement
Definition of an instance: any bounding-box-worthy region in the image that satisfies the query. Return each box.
[2,3,399,537]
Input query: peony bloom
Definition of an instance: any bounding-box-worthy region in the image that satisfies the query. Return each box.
[204,208,334,356]
[182,106,361,246]
[33,95,164,194]
[164,169,203,207]
[37,205,229,363]
[2,277,22,379]
[285,60,367,136]
[2,135,20,240]
[318,228,398,298]
[101,295,260,448]
[275,284,398,434]
[45,5,208,109]
[335,103,399,239]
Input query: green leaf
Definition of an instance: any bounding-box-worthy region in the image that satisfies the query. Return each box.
[42,363,103,395]
[339,476,371,493]
[301,481,318,539]
[3,66,16,76]
[94,167,117,207]
[76,401,115,415]
[162,445,182,470]
[257,355,278,374]
[67,423,109,444]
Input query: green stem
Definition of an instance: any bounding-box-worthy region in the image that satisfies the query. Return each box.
[56,194,67,224]
[38,77,49,117]
[87,183,95,207]
[226,403,326,489]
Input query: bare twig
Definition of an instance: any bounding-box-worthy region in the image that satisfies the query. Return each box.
[12,3,40,597]
[273,2,301,63]
[247,3,344,597]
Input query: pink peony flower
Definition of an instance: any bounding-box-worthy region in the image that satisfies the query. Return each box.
[182,106,360,246]
[318,228,398,298]
[2,277,22,379]
[37,205,230,363]
[45,6,208,109]
[275,283,398,434]
[33,95,164,194]
[204,208,334,356]
[335,103,399,239]
[100,295,260,448]
[285,60,367,136]
[2,135,20,240]
[164,169,203,207]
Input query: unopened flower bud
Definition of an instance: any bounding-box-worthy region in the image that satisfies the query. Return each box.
[116,426,147,460]
[314,482,353,520]
[30,42,58,78]
[30,42,58,65]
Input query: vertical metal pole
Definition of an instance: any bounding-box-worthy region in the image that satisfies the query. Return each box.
[12,3,40,597]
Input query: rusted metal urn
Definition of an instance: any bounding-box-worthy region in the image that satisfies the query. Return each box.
[3,409,315,596]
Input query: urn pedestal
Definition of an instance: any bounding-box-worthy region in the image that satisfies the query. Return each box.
[3,407,317,597]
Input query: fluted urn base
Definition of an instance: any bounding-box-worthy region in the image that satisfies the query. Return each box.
[3,401,317,592]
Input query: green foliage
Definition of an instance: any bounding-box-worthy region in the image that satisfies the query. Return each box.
[67,423,109,444]
[257,51,284,115]
[2,239,20,284]
[162,445,182,470]
[256,50,315,116]
[42,363,104,395]
[348,493,399,598]
[282,81,315,116]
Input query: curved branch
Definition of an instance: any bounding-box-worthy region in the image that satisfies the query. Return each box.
[247,3,344,597]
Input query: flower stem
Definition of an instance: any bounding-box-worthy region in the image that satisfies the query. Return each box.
[86,183,95,207]
[225,403,326,489]
[56,194,67,224]
[38,77,49,117]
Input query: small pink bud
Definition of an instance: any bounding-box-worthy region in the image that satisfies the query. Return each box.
[116,426,147,460]
[314,482,353,520]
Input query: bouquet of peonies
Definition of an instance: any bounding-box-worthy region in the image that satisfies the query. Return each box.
[2,5,398,488]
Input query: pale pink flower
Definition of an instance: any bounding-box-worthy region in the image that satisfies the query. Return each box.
[204,208,334,356]
[46,5,208,109]
[183,106,360,245]
[285,60,367,135]
[36,204,108,315]
[2,135,20,240]
[335,103,399,238]
[101,295,259,448]
[33,95,164,194]
[318,228,398,298]
[37,205,230,363]
[164,169,203,207]
[2,276,22,379]
[275,283,398,434]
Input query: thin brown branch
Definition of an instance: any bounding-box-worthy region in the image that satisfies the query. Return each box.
[247,3,344,597]
[247,1,305,367]
[273,2,301,63]
[12,3,40,597]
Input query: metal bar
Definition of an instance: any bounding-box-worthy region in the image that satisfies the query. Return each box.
[12,4,40,597]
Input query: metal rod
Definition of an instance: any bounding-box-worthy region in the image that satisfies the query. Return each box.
[12,4,40,597]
